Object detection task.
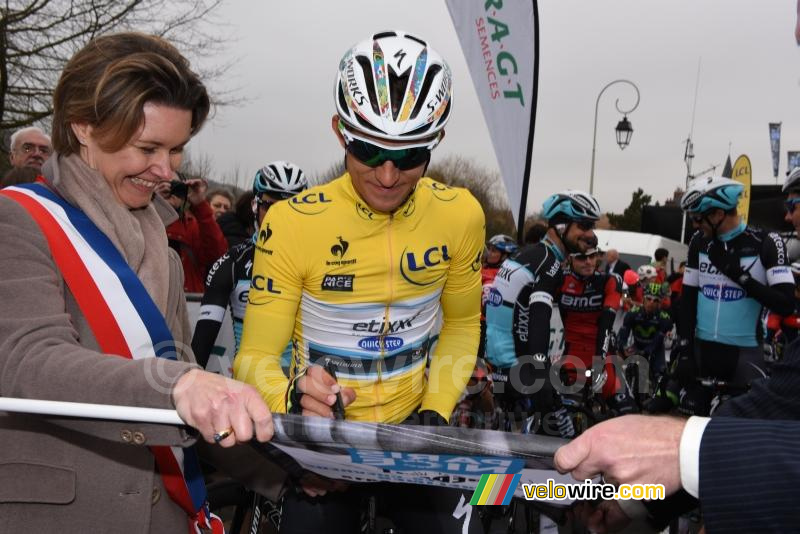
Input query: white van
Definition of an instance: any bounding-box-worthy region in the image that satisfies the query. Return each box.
[594,229,689,271]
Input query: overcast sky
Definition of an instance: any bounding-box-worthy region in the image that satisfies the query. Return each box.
[189,0,800,214]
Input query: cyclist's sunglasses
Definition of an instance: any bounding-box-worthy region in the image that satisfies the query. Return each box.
[784,198,800,214]
[575,220,596,231]
[254,195,277,210]
[571,251,600,261]
[345,137,432,170]
[690,213,707,223]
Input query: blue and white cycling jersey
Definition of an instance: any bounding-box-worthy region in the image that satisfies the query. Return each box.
[485,241,563,369]
[684,224,793,347]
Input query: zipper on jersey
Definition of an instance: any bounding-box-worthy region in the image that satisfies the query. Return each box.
[375,213,394,421]
[714,281,722,340]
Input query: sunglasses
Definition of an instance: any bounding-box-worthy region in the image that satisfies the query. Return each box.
[784,198,800,214]
[690,213,706,223]
[345,137,432,171]
[575,220,596,231]
[572,252,599,261]
[644,295,661,302]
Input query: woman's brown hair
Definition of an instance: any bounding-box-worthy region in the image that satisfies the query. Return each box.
[51,32,211,155]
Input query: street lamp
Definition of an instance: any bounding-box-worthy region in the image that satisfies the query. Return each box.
[589,79,641,195]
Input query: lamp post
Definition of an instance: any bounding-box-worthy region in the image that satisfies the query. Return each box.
[589,79,641,195]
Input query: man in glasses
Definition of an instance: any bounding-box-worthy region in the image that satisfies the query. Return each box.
[557,246,635,415]
[484,190,600,439]
[676,176,794,399]
[237,31,485,533]
[7,126,52,172]
[192,162,307,369]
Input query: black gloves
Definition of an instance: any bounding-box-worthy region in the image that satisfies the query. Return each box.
[707,241,749,285]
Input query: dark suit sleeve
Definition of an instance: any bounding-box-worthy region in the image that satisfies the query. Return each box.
[699,417,800,533]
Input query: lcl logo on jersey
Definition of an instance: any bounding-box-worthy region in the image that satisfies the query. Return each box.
[355,202,374,220]
[251,275,281,294]
[288,192,332,215]
[426,181,458,202]
[400,245,450,286]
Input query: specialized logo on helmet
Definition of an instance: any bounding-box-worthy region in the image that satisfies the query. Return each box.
[342,54,366,107]
[400,244,451,286]
[681,190,703,211]
[289,192,332,215]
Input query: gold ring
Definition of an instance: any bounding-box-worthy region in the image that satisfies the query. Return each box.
[213,427,234,443]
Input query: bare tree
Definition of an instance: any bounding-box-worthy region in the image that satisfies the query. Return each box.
[0,0,226,161]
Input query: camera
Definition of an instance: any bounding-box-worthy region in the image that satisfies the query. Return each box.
[168,179,189,199]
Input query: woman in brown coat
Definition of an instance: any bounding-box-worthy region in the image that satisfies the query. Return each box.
[0,33,273,532]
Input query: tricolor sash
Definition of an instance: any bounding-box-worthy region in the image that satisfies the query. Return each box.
[1,183,222,533]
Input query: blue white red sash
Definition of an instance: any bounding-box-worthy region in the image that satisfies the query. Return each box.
[1,183,223,533]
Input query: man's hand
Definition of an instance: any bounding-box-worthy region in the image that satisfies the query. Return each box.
[296,365,356,418]
[172,369,274,447]
[185,178,209,206]
[554,415,686,495]
[707,241,746,283]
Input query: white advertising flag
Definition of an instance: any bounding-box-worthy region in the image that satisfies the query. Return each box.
[445,0,539,235]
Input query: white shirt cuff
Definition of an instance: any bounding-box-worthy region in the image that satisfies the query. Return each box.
[679,416,711,498]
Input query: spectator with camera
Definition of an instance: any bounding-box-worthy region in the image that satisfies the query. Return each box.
[157,172,227,293]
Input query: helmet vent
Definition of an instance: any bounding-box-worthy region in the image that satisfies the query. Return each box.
[388,65,411,120]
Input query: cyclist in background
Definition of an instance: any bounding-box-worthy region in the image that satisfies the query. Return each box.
[191,162,307,369]
[617,282,674,384]
[677,176,794,390]
[479,234,519,358]
[557,246,635,414]
[235,31,485,534]
[484,190,600,439]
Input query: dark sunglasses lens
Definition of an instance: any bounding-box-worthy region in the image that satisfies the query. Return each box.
[785,201,799,214]
[576,220,595,231]
[347,139,430,170]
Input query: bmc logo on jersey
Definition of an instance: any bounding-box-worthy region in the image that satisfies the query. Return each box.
[288,192,332,215]
[400,245,451,286]
[358,336,404,352]
[560,293,603,308]
[701,284,744,301]
[487,288,503,307]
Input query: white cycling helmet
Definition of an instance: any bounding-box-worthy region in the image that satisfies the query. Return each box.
[253,161,308,200]
[783,167,800,193]
[334,30,452,147]
[637,264,658,279]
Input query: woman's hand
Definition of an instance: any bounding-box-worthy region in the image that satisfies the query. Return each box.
[172,369,273,447]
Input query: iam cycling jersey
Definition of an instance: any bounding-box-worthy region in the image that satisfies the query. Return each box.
[191,237,292,371]
[484,240,563,370]
[235,174,485,423]
[684,224,794,347]
[557,269,622,398]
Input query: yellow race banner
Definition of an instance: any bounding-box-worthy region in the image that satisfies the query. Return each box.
[732,155,752,224]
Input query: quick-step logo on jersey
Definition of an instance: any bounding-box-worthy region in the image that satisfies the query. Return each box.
[400,244,451,286]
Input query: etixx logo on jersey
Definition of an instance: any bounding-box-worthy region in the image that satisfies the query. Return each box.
[400,244,450,286]
[327,236,357,266]
[289,192,333,215]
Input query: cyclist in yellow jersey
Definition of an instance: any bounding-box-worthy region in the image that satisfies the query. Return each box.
[235,31,486,534]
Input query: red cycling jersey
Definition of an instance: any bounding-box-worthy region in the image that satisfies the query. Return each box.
[557,270,622,398]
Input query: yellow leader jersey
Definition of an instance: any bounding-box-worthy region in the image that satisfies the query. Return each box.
[235,173,485,423]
